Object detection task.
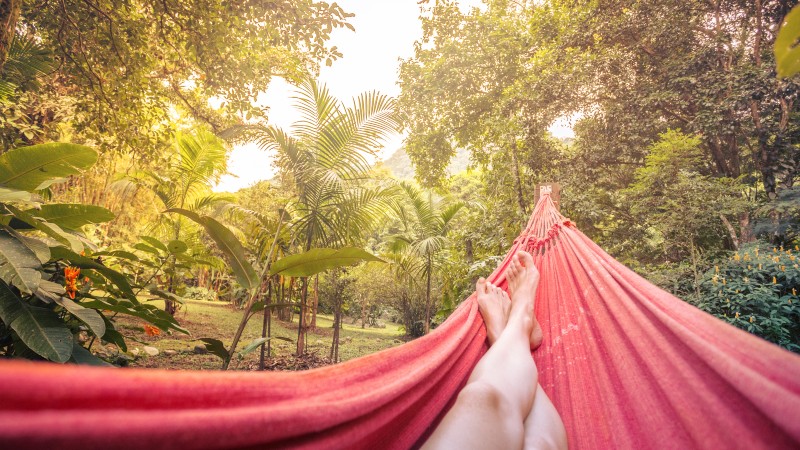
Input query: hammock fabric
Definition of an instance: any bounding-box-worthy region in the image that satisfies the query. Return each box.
[1,194,799,449]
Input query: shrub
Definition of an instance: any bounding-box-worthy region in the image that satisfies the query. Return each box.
[693,242,800,353]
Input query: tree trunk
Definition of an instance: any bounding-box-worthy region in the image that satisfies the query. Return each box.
[259,277,273,370]
[296,277,308,356]
[277,277,290,321]
[310,275,319,329]
[750,0,777,198]
[689,240,701,298]
[329,306,340,363]
[719,214,739,250]
[424,254,432,334]
[0,0,20,75]
[361,297,367,329]
[165,224,181,316]
[510,142,527,214]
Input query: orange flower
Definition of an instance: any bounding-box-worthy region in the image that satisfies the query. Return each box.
[64,266,80,299]
[143,325,161,337]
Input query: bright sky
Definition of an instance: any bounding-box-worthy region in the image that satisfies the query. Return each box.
[213,0,574,193]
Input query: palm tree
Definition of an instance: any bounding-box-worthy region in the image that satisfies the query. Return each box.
[389,182,466,334]
[249,79,399,354]
[111,129,231,314]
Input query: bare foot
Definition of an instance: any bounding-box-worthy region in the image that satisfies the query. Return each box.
[506,251,543,350]
[475,278,510,345]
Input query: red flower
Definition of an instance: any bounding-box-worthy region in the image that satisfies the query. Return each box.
[64,266,80,299]
[143,325,161,337]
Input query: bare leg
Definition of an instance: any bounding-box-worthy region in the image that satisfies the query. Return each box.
[424,254,540,450]
[508,252,567,450]
[523,384,568,450]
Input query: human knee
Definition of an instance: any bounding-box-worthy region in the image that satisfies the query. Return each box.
[458,381,513,416]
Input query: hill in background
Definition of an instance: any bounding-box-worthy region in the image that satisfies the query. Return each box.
[380,147,472,180]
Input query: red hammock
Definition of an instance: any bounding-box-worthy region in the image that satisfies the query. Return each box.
[1,194,799,449]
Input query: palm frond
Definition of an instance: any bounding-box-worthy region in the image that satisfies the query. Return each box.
[1,36,54,94]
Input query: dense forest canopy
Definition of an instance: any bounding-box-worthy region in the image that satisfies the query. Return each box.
[0,0,797,368]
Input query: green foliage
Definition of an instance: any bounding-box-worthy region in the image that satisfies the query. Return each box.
[248,79,400,249]
[0,281,72,362]
[236,336,292,361]
[111,130,233,314]
[197,337,230,365]
[270,247,384,277]
[167,208,259,291]
[625,130,748,262]
[0,143,98,191]
[15,1,354,158]
[775,5,800,78]
[29,204,115,229]
[0,143,186,364]
[693,243,800,352]
[752,185,800,243]
[384,181,468,334]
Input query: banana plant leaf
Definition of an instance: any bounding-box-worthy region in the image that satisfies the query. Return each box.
[270,247,384,277]
[0,143,97,192]
[166,209,259,290]
[28,204,115,229]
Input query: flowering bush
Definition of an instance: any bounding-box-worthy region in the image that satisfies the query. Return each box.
[0,143,186,364]
[693,242,800,353]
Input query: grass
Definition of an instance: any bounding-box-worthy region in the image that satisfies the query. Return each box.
[108,299,406,370]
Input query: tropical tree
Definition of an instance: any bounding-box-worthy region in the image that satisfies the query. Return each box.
[388,182,466,334]
[248,79,400,354]
[6,0,354,159]
[111,129,231,314]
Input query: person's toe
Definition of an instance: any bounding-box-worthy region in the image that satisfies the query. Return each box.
[477,277,487,294]
[519,251,534,267]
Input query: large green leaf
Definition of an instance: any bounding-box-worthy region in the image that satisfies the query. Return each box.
[0,281,73,362]
[6,204,84,252]
[29,204,115,229]
[70,343,113,366]
[18,235,50,264]
[0,186,33,203]
[140,236,168,252]
[167,239,188,254]
[166,208,259,290]
[54,297,106,337]
[0,143,97,192]
[197,338,230,364]
[132,242,160,255]
[100,317,127,352]
[776,5,800,78]
[237,336,292,359]
[0,228,41,293]
[270,247,384,277]
[95,250,139,261]
[149,288,185,305]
